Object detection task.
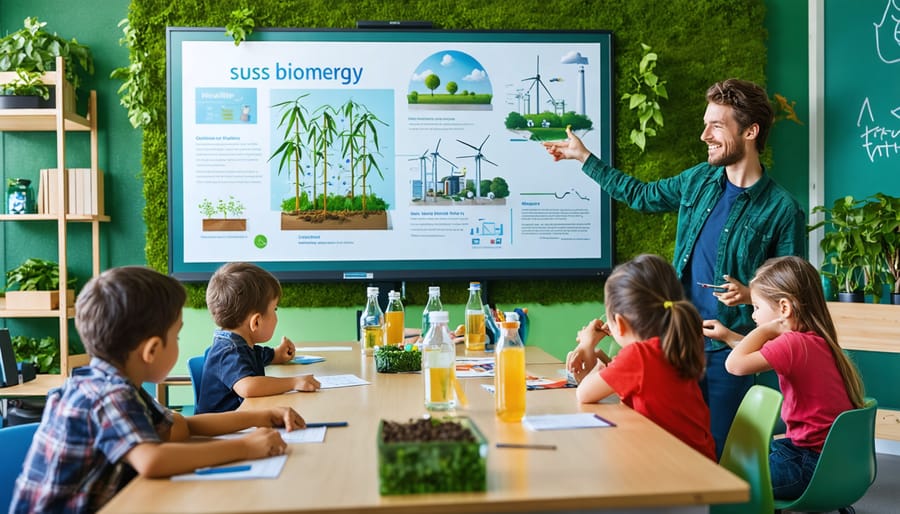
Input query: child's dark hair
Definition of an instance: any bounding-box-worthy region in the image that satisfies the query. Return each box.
[604,254,706,379]
[206,262,282,329]
[75,266,187,366]
[750,256,865,408]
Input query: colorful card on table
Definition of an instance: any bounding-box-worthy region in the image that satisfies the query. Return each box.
[292,355,326,364]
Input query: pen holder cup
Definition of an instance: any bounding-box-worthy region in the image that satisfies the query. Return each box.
[377,416,487,495]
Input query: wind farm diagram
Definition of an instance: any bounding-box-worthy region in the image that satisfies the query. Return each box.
[404,135,508,206]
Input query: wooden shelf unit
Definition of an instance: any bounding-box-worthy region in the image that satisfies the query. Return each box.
[0,56,108,381]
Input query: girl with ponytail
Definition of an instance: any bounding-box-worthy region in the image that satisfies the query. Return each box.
[568,254,715,460]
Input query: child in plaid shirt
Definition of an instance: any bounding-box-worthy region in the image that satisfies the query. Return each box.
[11,266,306,513]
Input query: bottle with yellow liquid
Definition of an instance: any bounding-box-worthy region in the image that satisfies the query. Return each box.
[384,290,405,346]
[359,286,384,356]
[422,310,456,410]
[495,311,526,422]
[464,282,486,352]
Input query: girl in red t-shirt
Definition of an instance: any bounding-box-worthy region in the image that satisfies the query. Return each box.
[567,254,716,461]
[707,255,865,499]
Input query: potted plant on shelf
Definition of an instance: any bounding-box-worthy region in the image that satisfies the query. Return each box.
[0,69,50,109]
[0,16,94,109]
[811,196,883,302]
[870,192,900,304]
[11,334,60,374]
[4,257,76,310]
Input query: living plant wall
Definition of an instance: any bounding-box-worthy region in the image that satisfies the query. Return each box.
[124,0,767,307]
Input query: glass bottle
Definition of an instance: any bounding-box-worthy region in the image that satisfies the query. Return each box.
[384,290,405,346]
[359,286,384,356]
[422,310,456,410]
[7,178,36,214]
[421,286,443,341]
[495,311,526,422]
[464,281,486,351]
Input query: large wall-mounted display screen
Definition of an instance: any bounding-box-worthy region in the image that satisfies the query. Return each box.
[167,28,614,281]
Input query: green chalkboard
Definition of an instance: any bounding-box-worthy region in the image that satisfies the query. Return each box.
[825,0,900,204]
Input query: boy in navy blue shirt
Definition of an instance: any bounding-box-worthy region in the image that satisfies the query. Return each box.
[197,262,320,414]
[11,266,305,513]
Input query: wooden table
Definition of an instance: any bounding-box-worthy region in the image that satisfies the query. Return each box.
[101,343,747,513]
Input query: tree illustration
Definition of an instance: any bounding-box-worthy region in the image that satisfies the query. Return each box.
[446,81,458,95]
[425,73,440,96]
[269,94,311,213]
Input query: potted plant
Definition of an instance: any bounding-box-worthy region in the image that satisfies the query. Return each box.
[811,196,881,302]
[0,69,50,109]
[11,334,60,374]
[0,16,94,108]
[869,193,900,304]
[4,257,76,310]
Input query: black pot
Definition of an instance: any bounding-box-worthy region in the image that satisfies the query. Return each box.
[838,291,865,303]
[0,95,42,109]
[892,293,900,305]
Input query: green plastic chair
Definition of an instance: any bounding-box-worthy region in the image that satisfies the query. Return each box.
[711,385,783,514]
[188,354,206,407]
[773,398,878,514]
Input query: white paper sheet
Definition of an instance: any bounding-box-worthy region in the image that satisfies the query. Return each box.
[315,374,370,389]
[522,413,615,431]
[172,454,287,481]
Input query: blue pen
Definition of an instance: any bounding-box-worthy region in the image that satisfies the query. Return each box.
[306,421,348,428]
[194,464,252,475]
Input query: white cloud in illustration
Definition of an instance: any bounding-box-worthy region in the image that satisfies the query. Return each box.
[411,69,436,81]
[440,54,455,66]
[463,68,487,82]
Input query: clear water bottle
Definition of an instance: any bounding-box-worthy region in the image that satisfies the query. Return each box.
[465,281,486,352]
[422,310,456,410]
[359,286,384,356]
[421,286,443,341]
[495,311,526,422]
[384,290,405,346]
[7,178,35,214]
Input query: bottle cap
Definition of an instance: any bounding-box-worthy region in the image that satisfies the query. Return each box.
[469,281,481,290]
[388,290,400,300]
[428,310,449,323]
[428,286,441,295]
[367,286,379,295]
[504,312,519,322]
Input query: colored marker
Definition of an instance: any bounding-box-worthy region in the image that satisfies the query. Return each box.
[305,422,348,428]
[496,443,557,450]
[194,464,252,475]
[696,282,727,292]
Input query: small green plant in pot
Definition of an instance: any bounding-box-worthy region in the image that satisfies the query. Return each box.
[11,335,60,374]
[5,257,77,310]
[869,193,900,303]
[0,16,94,105]
[1,69,50,108]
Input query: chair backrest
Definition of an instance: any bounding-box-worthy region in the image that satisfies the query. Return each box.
[187,354,206,407]
[711,385,783,514]
[774,398,878,512]
[0,422,39,511]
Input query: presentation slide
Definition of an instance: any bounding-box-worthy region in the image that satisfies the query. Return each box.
[167,29,613,281]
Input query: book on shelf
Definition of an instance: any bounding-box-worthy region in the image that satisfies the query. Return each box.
[39,168,103,215]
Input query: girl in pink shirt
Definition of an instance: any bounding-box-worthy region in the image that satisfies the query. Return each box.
[707,255,865,499]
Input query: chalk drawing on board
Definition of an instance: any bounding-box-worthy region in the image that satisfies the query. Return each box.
[856,97,900,162]
[874,0,900,64]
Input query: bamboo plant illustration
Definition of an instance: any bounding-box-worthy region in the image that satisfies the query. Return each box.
[269,93,311,213]
[345,107,388,212]
[307,105,338,213]
[339,98,363,200]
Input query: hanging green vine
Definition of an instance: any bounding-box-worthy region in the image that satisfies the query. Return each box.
[109,17,154,128]
[620,43,668,152]
[225,7,256,46]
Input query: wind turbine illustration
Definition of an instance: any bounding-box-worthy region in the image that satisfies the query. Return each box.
[429,139,457,199]
[457,135,497,200]
[521,55,555,115]
[408,149,430,201]
[561,51,589,116]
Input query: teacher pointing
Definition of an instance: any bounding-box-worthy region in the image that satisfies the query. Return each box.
[544,78,806,458]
